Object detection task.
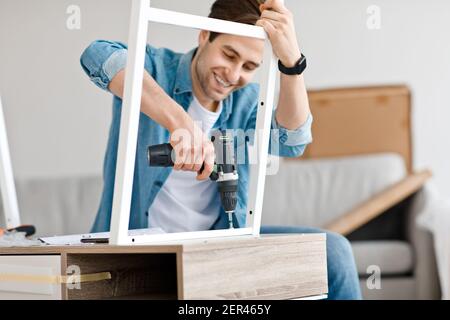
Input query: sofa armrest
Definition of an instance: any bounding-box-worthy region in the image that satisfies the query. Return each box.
[406,186,441,299]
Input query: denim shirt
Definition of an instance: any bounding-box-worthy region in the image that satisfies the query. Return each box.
[80,40,313,232]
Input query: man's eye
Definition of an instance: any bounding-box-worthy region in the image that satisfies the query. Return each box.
[224,53,234,60]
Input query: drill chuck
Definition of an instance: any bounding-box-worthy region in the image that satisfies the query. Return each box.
[218,179,238,213]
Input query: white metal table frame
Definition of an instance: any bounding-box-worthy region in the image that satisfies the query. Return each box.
[109,0,279,245]
[0,96,21,230]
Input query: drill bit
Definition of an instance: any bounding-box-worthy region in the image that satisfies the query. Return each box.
[227,211,234,229]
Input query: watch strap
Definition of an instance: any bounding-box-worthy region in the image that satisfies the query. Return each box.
[278,54,307,75]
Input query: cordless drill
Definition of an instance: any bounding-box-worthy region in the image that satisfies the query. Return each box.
[147,130,239,229]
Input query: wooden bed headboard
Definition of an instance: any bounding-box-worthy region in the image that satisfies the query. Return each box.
[301,85,413,173]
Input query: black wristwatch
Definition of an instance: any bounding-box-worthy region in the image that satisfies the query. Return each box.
[278,53,307,75]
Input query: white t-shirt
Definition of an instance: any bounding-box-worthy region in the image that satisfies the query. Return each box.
[148,97,223,232]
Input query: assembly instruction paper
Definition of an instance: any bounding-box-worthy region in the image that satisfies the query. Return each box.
[39,228,165,245]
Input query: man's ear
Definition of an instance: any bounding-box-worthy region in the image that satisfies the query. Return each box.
[198,30,210,46]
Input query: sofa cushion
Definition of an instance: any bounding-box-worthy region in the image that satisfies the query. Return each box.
[351,240,414,276]
[0,176,103,237]
[261,153,407,228]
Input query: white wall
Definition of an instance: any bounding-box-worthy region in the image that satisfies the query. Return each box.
[0,0,129,179]
[1,0,449,197]
[297,0,450,199]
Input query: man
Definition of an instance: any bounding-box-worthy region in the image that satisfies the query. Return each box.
[80,0,362,299]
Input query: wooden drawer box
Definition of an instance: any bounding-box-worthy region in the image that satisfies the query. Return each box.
[0,234,327,300]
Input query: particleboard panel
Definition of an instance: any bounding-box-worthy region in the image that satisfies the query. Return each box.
[302,86,413,173]
[180,234,327,300]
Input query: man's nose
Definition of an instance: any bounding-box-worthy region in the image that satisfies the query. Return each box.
[225,65,241,85]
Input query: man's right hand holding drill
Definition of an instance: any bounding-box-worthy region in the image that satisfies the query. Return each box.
[108,69,216,181]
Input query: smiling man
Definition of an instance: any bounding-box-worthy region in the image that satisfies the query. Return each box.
[80,0,362,299]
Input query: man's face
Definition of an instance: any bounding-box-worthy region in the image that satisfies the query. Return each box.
[192,31,264,105]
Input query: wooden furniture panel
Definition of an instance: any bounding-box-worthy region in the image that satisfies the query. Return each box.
[181,237,327,299]
[303,86,413,173]
[0,234,328,300]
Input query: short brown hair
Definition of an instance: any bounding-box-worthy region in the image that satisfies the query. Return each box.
[208,0,264,42]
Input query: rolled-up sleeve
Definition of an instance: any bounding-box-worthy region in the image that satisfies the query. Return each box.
[271,112,313,147]
[268,111,313,158]
[245,98,313,158]
[80,40,128,91]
